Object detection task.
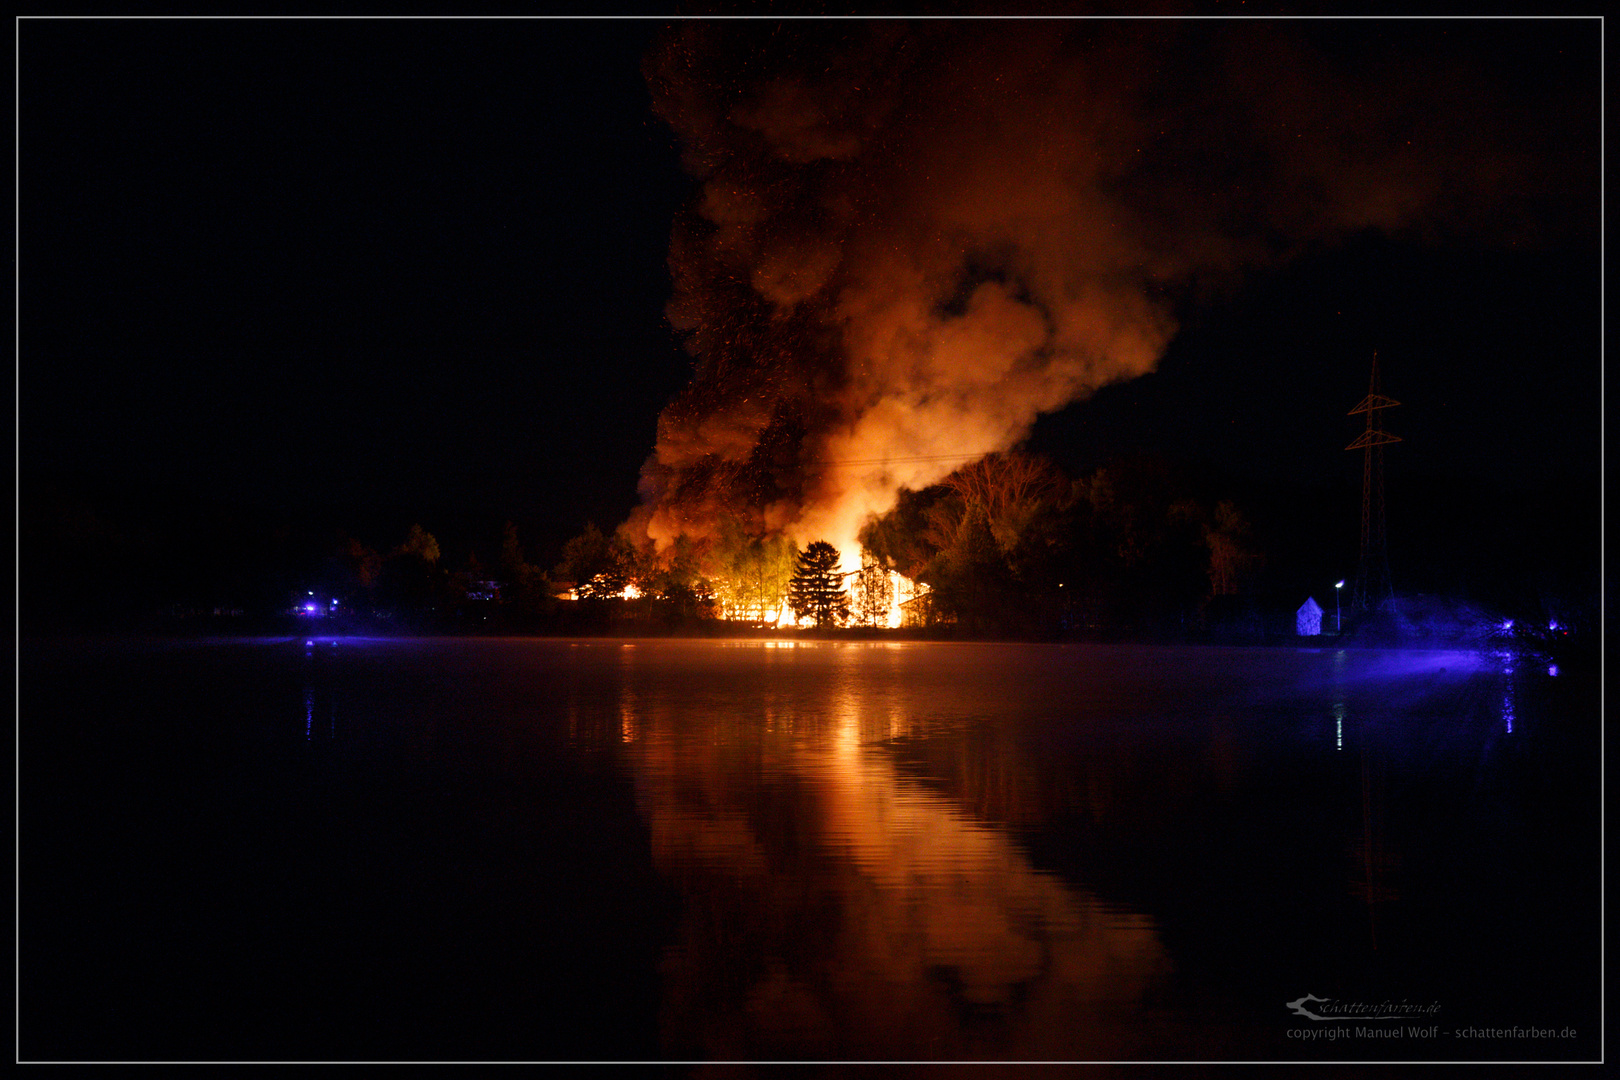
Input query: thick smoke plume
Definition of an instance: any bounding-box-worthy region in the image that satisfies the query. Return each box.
[630,20,1584,564]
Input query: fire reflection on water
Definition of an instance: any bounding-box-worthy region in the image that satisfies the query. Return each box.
[607,643,1170,1060]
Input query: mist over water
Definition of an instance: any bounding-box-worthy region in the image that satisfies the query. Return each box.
[22,637,1598,1061]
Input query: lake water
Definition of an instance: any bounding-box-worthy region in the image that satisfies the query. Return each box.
[21,636,1600,1062]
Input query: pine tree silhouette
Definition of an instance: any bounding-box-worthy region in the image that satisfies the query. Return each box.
[788,541,849,628]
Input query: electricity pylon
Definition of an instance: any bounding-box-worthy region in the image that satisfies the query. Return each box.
[1346,353,1400,614]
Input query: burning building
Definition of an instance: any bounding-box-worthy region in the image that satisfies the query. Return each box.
[620,21,1577,611]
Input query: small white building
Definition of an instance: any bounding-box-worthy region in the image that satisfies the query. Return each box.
[1296,596,1324,637]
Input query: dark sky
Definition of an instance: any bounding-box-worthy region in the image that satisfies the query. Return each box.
[24,19,694,554]
[21,17,1602,566]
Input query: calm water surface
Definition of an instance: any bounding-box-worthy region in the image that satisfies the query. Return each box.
[22,637,1599,1061]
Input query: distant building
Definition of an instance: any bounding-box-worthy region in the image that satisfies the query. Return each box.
[1296,596,1324,637]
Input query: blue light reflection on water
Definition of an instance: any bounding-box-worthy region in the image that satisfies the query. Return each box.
[1330,648,1347,750]
[1307,642,1539,740]
[301,637,342,741]
[1492,647,1518,734]
[21,635,1596,1062]
[304,639,315,740]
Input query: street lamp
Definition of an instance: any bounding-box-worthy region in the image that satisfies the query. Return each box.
[1335,580,1345,633]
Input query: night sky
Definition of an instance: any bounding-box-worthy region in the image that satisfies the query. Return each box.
[25,19,693,552]
[20,16,1602,590]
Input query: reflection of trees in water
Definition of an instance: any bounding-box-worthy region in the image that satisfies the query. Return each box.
[882,713,1250,839]
[618,677,1172,1060]
[564,641,1596,1059]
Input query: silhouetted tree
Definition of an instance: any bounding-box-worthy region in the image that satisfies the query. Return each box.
[377,523,445,617]
[1079,454,1226,633]
[499,521,552,617]
[861,452,1075,634]
[788,541,848,628]
[556,522,636,599]
[345,537,383,591]
[644,533,718,620]
[858,483,945,584]
[399,523,440,565]
[859,451,1260,637]
[1204,500,1264,597]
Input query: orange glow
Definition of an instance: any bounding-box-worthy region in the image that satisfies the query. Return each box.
[565,575,644,602]
[709,547,919,629]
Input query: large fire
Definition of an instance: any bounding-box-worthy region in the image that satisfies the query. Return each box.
[617,22,1542,605]
[624,22,1179,577]
[705,550,920,630]
[565,540,921,630]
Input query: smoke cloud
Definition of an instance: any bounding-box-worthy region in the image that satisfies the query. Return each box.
[629,20,1589,564]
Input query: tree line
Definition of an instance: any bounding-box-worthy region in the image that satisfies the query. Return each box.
[24,451,1268,639]
[859,450,1264,638]
[544,449,1266,638]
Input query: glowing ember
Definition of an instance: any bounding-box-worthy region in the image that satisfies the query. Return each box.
[567,575,643,602]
